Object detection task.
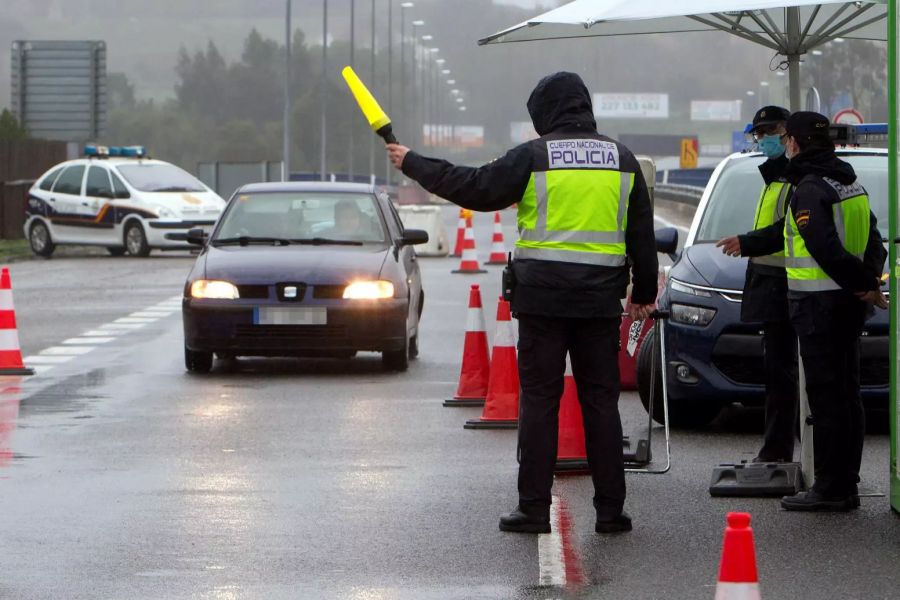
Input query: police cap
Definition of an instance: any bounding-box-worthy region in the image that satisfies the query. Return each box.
[786,111,831,140]
[750,105,791,133]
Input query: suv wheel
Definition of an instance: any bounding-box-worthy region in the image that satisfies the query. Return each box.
[29,221,55,258]
[185,346,213,373]
[636,327,722,428]
[382,334,410,372]
[124,221,151,257]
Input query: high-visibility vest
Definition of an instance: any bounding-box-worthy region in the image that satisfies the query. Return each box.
[514,136,634,267]
[749,180,792,268]
[784,177,870,292]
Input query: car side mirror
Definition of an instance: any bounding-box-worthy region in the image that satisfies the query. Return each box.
[400,229,429,246]
[186,227,208,246]
[655,227,679,261]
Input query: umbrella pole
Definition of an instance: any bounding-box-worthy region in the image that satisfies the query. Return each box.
[787,6,803,112]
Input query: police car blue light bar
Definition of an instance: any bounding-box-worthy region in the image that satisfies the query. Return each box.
[84,145,147,158]
[830,123,888,147]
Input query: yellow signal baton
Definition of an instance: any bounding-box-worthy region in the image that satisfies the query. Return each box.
[341,65,398,144]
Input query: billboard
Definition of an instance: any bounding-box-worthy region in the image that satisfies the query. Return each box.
[593,93,669,119]
[423,125,483,148]
[11,40,107,142]
[691,100,743,122]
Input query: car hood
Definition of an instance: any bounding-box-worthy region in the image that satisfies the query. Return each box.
[675,243,747,290]
[200,245,390,284]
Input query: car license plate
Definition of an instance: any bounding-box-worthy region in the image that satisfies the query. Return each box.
[254,306,327,325]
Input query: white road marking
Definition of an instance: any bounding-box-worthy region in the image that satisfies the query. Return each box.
[114,317,157,324]
[654,215,690,234]
[100,323,145,331]
[63,337,115,345]
[23,355,74,364]
[538,499,565,587]
[31,365,54,374]
[40,346,95,356]
[80,330,122,337]
[130,311,173,318]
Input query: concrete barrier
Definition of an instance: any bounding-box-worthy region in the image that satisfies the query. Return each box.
[395,205,449,257]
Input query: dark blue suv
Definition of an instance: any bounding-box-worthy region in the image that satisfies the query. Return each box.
[639,149,889,427]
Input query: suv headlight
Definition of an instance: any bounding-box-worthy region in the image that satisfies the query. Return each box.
[191,280,239,299]
[343,280,394,299]
[670,279,712,297]
[671,303,717,326]
[153,204,177,219]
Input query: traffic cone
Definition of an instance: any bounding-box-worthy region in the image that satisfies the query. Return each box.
[715,512,761,600]
[451,215,487,274]
[452,209,467,258]
[486,212,508,265]
[0,269,33,376]
[555,355,589,472]
[444,284,491,407]
[465,297,518,429]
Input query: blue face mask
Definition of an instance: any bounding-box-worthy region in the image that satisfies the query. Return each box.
[757,134,785,158]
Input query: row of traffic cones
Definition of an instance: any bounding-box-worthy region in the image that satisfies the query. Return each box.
[446,285,586,467]
[451,210,508,273]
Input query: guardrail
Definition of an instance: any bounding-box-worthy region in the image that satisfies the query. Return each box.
[655,183,705,206]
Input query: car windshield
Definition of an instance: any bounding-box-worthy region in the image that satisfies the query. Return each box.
[214,192,387,243]
[116,163,207,192]
[694,153,889,243]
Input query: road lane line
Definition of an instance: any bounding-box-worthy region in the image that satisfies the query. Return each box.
[130,311,173,318]
[63,337,115,345]
[114,317,157,324]
[100,323,146,330]
[23,355,74,364]
[79,330,122,337]
[538,499,565,587]
[40,346,95,356]
[654,215,689,234]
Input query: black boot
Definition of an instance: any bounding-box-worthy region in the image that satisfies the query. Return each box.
[499,506,550,533]
[781,489,854,512]
[595,511,632,533]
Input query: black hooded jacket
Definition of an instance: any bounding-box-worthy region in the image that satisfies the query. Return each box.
[783,148,886,295]
[400,72,658,318]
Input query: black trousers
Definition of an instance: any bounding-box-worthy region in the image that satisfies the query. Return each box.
[758,320,799,461]
[789,292,866,497]
[516,314,624,515]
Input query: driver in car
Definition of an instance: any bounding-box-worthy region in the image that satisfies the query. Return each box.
[326,200,367,239]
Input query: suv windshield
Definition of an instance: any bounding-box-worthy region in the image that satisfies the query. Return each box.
[214,192,387,244]
[116,163,206,193]
[694,153,888,243]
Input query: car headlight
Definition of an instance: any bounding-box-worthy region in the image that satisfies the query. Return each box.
[343,280,395,299]
[670,278,713,297]
[153,205,177,219]
[191,280,239,299]
[671,303,717,327]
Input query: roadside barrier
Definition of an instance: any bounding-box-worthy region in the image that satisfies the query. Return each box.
[465,297,518,429]
[452,209,468,257]
[451,215,487,274]
[395,205,449,257]
[486,212,508,265]
[715,513,761,600]
[444,284,491,407]
[0,268,33,376]
[555,356,588,472]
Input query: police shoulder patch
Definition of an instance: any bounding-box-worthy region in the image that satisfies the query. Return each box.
[795,209,811,229]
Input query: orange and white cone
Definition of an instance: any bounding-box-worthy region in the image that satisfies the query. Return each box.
[715,512,761,600]
[465,297,518,429]
[0,269,33,376]
[555,354,588,472]
[486,212,508,265]
[451,215,486,274]
[452,209,467,258]
[444,284,491,407]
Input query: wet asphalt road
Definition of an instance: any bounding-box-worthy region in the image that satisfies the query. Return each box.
[0,203,898,600]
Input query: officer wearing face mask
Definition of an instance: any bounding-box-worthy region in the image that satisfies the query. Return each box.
[716,106,798,463]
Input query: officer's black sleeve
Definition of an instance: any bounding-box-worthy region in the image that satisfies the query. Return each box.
[862,210,887,283]
[626,170,659,305]
[791,184,877,293]
[737,218,784,257]
[400,145,533,212]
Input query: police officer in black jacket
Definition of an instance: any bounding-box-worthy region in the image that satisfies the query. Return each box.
[717,106,799,463]
[776,112,887,511]
[386,72,658,533]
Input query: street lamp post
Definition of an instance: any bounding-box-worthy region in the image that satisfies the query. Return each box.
[321,0,328,181]
[283,0,291,181]
[369,0,376,181]
[348,0,355,180]
[410,21,424,147]
[399,3,414,140]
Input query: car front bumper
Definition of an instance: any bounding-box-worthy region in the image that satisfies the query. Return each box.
[183,298,409,356]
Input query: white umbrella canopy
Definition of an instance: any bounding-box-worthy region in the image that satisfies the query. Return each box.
[479,1,888,110]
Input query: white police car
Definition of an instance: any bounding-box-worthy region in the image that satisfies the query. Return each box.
[24,145,226,257]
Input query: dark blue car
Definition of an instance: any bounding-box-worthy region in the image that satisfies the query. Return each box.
[181,182,428,373]
[638,149,889,427]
